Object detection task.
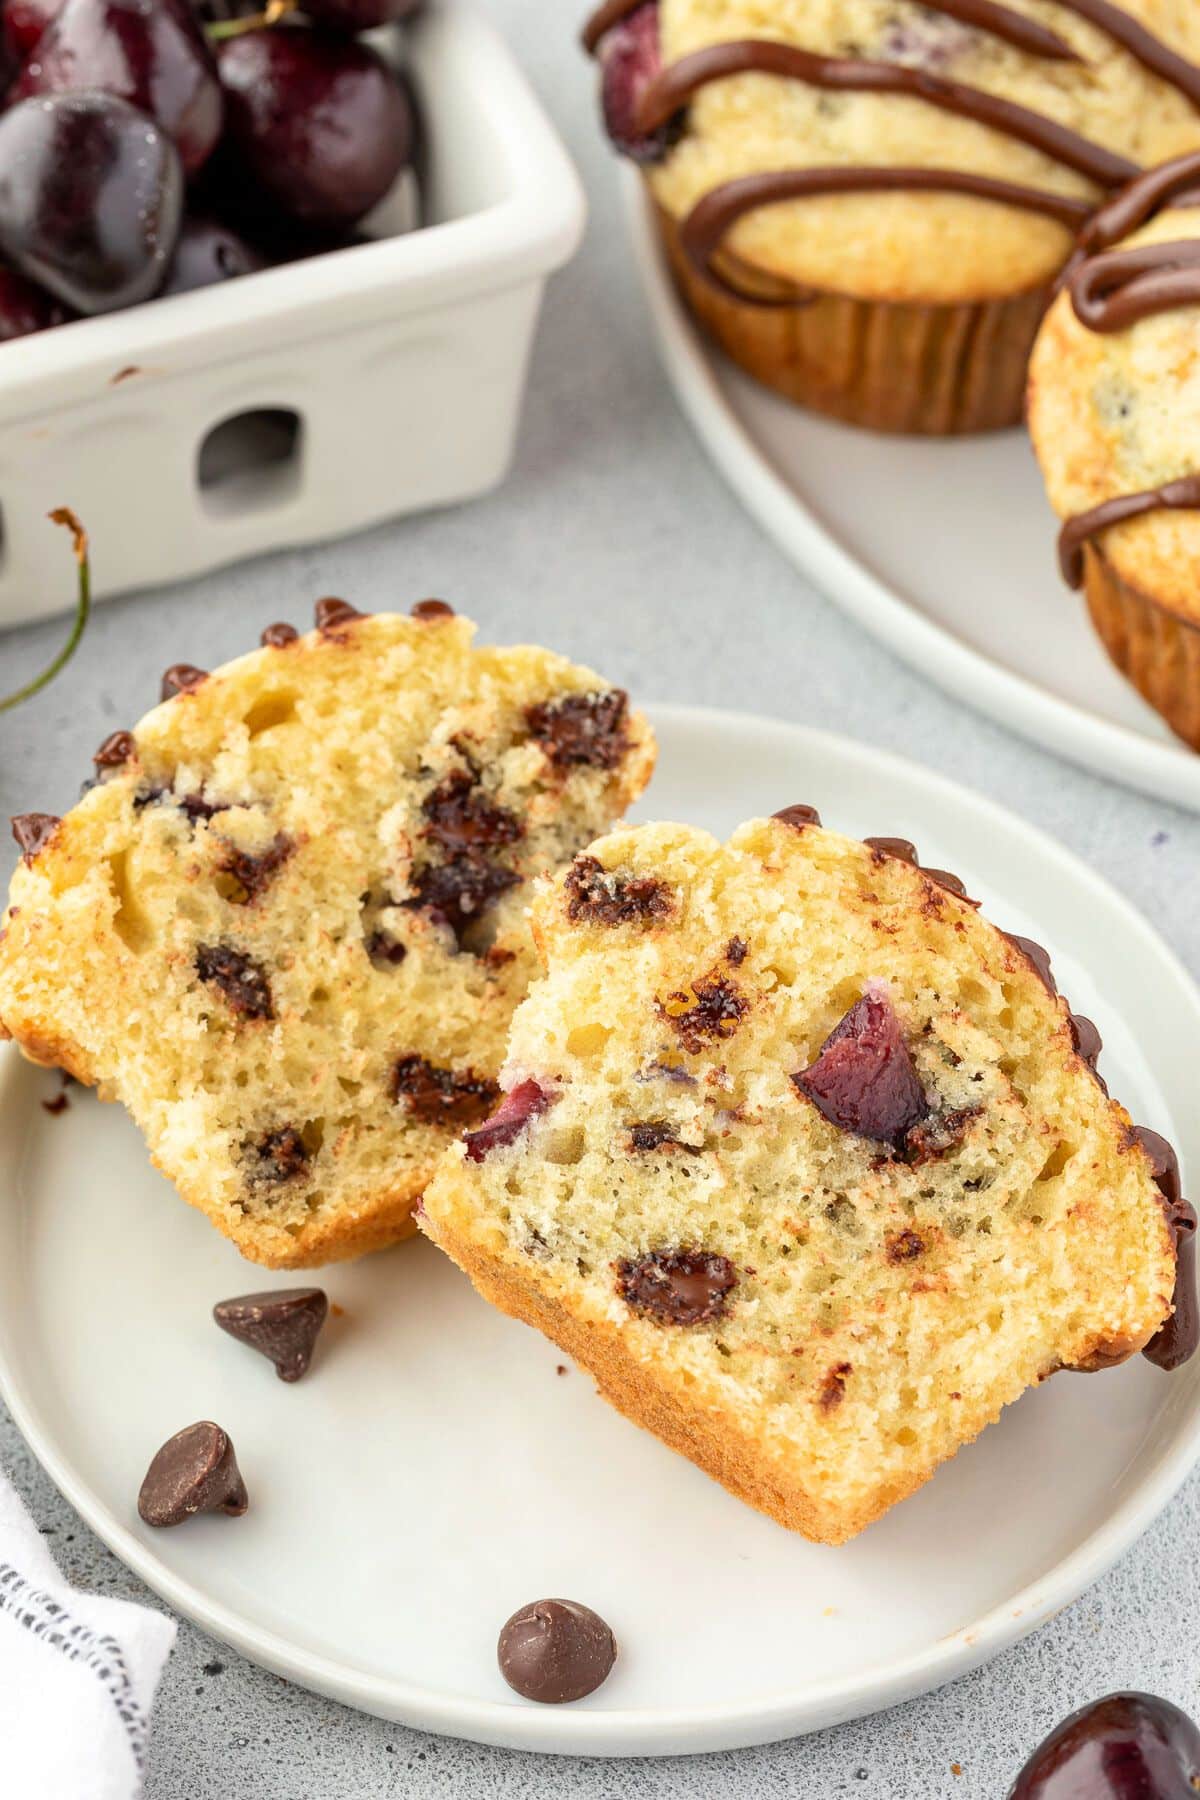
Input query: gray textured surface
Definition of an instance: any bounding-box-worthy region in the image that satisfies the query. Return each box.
[3,1,1200,1792]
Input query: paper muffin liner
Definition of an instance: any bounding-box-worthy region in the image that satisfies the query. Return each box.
[657,203,1051,436]
[1082,545,1200,750]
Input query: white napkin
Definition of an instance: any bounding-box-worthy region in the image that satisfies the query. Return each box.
[0,1469,176,1800]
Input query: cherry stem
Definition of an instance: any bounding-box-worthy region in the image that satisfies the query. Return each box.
[206,0,294,39]
[0,509,91,715]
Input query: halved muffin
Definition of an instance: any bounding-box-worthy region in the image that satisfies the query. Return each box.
[0,602,654,1267]
[423,808,1192,1543]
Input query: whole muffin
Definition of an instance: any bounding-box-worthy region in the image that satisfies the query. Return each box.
[585,0,1200,433]
[1027,150,1200,746]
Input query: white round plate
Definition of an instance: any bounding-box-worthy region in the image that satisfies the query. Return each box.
[622,174,1200,815]
[2,704,1199,1757]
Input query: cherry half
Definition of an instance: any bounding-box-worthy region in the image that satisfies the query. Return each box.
[0,264,68,335]
[792,987,930,1150]
[0,93,183,313]
[213,27,415,232]
[4,0,62,61]
[12,0,223,174]
[1009,1694,1200,1798]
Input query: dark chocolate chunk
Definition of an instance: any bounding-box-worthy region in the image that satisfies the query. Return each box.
[463,1079,552,1162]
[93,729,135,771]
[216,832,294,904]
[497,1598,616,1704]
[314,597,365,633]
[725,936,748,966]
[792,989,930,1150]
[391,1054,498,1126]
[615,1248,736,1325]
[41,1092,69,1116]
[241,1126,310,1186]
[660,973,748,1055]
[160,664,208,701]
[864,836,918,865]
[411,598,455,621]
[133,784,227,823]
[903,1105,980,1164]
[818,1362,852,1411]
[627,1120,699,1153]
[421,770,523,857]
[137,1422,248,1527]
[1005,932,1057,995]
[564,854,673,927]
[260,621,299,648]
[11,812,60,862]
[366,930,407,967]
[213,1287,328,1382]
[772,803,821,829]
[887,1229,925,1263]
[194,944,273,1020]
[525,689,629,770]
[406,857,521,947]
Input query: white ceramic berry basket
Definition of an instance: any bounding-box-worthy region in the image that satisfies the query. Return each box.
[0,2,585,625]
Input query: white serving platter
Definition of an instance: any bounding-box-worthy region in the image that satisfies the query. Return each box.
[622,173,1200,815]
[2,703,1198,1756]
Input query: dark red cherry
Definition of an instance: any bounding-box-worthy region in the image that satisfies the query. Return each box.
[792,988,929,1150]
[12,0,223,175]
[213,28,415,232]
[1008,1693,1200,1798]
[598,0,679,165]
[0,264,68,336]
[4,0,62,60]
[160,213,264,294]
[463,1081,553,1162]
[0,94,183,313]
[299,0,422,27]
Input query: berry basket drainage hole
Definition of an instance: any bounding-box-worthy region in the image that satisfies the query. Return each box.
[196,408,303,517]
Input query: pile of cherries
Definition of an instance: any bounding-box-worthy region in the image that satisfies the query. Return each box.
[0,0,422,336]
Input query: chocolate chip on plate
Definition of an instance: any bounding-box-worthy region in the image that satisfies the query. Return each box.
[137,1422,248,1527]
[497,1598,617,1703]
[213,1287,329,1382]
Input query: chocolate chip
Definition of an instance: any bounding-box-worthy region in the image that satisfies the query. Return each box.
[411,598,455,621]
[194,944,273,1020]
[772,804,821,829]
[792,989,929,1150]
[1069,1013,1103,1068]
[421,770,523,857]
[497,1598,616,1704]
[659,973,748,1055]
[564,854,673,927]
[161,664,208,701]
[725,936,748,966]
[241,1126,310,1186]
[463,1080,553,1161]
[391,1054,498,1126]
[864,836,918,866]
[887,1229,925,1263]
[137,1422,248,1527]
[525,690,629,770]
[818,1362,852,1411]
[11,812,60,863]
[93,729,135,771]
[213,1288,328,1382]
[615,1248,736,1325]
[216,832,293,904]
[405,858,521,948]
[902,1105,979,1164]
[1005,933,1057,995]
[627,1121,698,1153]
[41,1092,69,1116]
[260,621,299,648]
[366,930,407,967]
[313,597,365,633]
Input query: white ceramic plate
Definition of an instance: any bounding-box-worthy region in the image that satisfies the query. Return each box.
[622,174,1200,815]
[2,704,1199,1756]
